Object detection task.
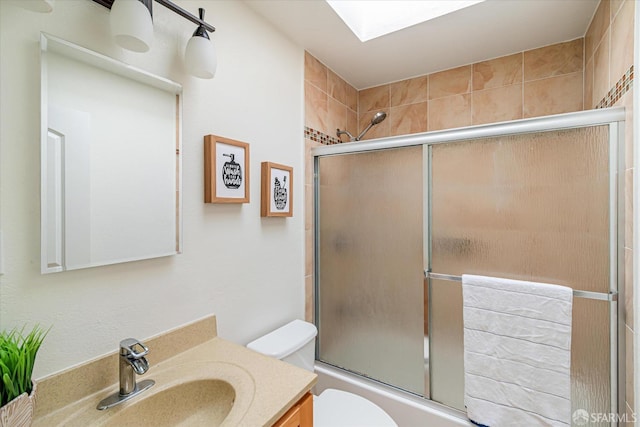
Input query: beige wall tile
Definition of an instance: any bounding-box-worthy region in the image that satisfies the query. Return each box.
[585,57,595,109]
[593,30,611,106]
[305,142,312,186]
[623,91,634,169]
[524,72,583,118]
[305,81,327,133]
[428,94,471,131]
[304,140,321,186]
[390,76,428,107]
[305,184,313,231]
[626,169,633,249]
[305,275,313,323]
[625,248,634,326]
[304,51,327,92]
[327,97,347,140]
[358,109,390,140]
[429,65,471,99]
[472,84,523,125]
[389,102,428,136]
[524,39,583,81]
[612,0,625,19]
[610,0,634,86]
[328,69,347,104]
[626,325,635,411]
[473,53,523,91]
[305,228,313,276]
[346,108,358,139]
[345,84,358,112]
[586,0,611,60]
[359,84,390,113]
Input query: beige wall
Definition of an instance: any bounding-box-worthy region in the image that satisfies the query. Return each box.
[586,0,636,419]
[304,51,358,143]
[304,38,590,323]
[305,39,587,142]
[304,0,637,415]
[1,0,305,378]
[356,38,584,140]
[303,52,360,321]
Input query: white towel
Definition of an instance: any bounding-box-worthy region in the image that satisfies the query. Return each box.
[462,274,573,427]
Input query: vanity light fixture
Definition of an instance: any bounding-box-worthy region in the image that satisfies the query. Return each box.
[184,8,217,79]
[94,0,217,79]
[110,0,154,53]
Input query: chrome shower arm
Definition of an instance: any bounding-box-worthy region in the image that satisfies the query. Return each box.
[337,128,355,141]
[338,111,386,142]
[355,122,374,141]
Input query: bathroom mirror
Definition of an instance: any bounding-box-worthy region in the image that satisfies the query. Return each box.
[40,33,182,274]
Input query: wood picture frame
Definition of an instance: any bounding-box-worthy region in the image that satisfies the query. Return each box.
[261,162,293,217]
[204,135,250,203]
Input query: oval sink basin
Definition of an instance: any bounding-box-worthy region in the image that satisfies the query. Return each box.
[77,362,256,427]
[102,379,235,427]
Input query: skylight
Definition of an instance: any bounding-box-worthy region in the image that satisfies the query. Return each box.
[326,0,485,42]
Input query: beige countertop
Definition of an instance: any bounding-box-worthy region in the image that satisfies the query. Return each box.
[33,317,317,426]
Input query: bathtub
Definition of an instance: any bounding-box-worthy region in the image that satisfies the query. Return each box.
[314,362,470,427]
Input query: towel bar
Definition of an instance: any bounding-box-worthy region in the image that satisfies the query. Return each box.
[424,271,618,302]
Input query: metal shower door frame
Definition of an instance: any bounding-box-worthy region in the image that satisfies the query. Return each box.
[312,107,626,422]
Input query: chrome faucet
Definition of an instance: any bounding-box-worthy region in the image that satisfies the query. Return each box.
[119,338,151,394]
[97,338,155,410]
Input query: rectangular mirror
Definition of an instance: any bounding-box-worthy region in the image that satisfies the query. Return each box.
[40,33,182,274]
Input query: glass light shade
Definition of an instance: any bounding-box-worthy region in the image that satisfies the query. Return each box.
[20,0,54,13]
[110,0,153,53]
[185,36,217,79]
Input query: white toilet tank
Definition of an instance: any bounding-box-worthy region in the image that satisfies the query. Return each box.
[246,319,317,372]
[247,320,399,427]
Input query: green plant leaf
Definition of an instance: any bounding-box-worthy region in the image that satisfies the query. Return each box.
[2,373,18,404]
[0,325,49,406]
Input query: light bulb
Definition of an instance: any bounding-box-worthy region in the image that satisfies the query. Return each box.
[110,0,153,53]
[185,35,217,79]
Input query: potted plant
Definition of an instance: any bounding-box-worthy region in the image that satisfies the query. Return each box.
[0,326,48,427]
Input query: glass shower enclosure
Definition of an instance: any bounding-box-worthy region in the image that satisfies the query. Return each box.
[313,108,625,424]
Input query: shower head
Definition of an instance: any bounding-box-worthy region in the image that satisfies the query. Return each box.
[355,111,387,141]
[370,111,387,125]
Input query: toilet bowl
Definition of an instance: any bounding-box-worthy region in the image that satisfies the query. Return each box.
[247,320,397,427]
[313,388,396,426]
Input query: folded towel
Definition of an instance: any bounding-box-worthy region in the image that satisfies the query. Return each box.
[462,274,573,427]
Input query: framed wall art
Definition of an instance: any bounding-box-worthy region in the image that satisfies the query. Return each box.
[204,135,250,203]
[261,162,293,217]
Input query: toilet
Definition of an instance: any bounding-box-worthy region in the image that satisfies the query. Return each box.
[247,320,398,427]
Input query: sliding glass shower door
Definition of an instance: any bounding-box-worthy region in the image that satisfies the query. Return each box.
[316,146,426,396]
[314,109,623,422]
[429,126,613,418]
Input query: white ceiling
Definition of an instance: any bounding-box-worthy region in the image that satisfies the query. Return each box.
[243,0,599,90]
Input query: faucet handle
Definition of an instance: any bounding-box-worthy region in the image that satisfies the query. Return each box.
[120,338,149,359]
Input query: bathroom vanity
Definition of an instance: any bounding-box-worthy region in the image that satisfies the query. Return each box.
[32,316,316,426]
[273,393,313,427]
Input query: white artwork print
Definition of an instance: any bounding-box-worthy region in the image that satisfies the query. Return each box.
[215,142,246,198]
[270,168,290,213]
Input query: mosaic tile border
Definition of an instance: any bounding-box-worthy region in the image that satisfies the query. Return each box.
[304,126,343,145]
[597,65,634,109]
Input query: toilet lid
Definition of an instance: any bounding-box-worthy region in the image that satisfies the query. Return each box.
[314,389,398,427]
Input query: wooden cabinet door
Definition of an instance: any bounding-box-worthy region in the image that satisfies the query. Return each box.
[273,392,313,427]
